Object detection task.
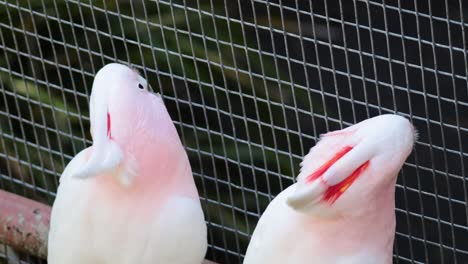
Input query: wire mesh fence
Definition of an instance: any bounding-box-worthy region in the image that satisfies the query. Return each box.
[0,0,467,263]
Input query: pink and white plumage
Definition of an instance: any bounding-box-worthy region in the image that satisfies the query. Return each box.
[244,114,415,264]
[48,63,207,264]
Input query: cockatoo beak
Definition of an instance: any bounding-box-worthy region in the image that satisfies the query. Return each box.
[287,140,373,210]
[73,87,123,179]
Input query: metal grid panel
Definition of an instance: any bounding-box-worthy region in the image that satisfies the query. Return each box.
[0,0,467,263]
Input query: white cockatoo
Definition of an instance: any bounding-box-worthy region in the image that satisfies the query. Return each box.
[244,114,415,264]
[48,63,207,264]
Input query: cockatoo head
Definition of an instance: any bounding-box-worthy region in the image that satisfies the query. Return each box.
[88,63,151,140]
[286,114,415,217]
[72,63,165,185]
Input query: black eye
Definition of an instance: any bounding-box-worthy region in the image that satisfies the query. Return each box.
[138,83,144,90]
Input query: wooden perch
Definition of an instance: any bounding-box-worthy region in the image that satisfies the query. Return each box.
[0,190,50,259]
[0,190,217,263]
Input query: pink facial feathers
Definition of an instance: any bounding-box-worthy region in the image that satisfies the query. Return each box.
[48,63,207,264]
[244,114,415,264]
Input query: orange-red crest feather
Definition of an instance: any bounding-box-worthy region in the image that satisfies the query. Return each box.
[305,146,353,183]
[322,160,370,204]
[304,145,370,205]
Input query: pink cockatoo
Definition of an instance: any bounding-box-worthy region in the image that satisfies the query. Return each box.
[48,63,207,264]
[244,114,415,264]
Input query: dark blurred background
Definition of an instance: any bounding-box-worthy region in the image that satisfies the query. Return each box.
[0,0,467,263]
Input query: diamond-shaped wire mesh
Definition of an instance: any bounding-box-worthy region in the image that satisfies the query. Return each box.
[0,0,467,263]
